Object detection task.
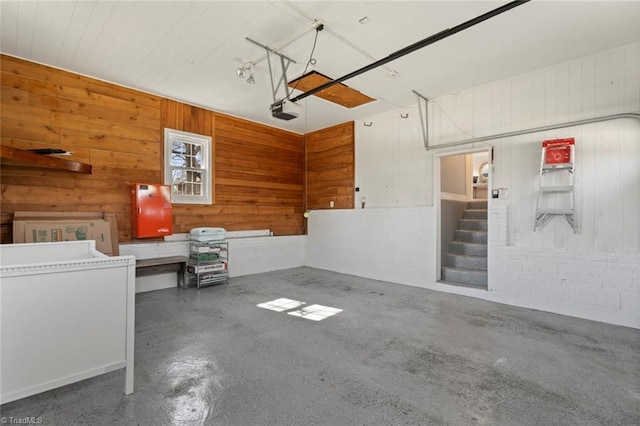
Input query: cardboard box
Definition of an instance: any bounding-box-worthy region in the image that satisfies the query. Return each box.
[22,220,112,254]
[13,212,119,256]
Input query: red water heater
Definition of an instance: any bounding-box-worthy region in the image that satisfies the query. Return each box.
[130,183,173,238]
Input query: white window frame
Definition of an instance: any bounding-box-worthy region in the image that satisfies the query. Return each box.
[164,128,212,205]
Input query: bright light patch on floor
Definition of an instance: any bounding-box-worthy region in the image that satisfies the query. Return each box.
[287,304,343,321]
[256,298,304,312]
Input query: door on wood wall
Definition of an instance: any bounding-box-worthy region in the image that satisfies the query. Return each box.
[436,149,490,289]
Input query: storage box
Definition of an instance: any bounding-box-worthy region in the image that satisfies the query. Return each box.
[13,212,119,256]
[190,227,226,242]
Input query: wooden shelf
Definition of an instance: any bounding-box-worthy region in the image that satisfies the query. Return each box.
[0,145,92,174]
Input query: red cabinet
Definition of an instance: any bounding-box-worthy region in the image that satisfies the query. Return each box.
[130,184,173,238]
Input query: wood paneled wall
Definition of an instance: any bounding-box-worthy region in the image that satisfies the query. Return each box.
[305,122,355,210]
[162,100,304,235]
[1,55,162,242]
[0,55,306,242]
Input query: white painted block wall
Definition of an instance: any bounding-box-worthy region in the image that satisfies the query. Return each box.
[306,206,640,328]
[489,205,640,328]
[228,236,306,277]
[305,208,434,287]
[120,236,305,293]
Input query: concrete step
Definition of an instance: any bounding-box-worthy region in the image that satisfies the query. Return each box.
[441,266,488,287]
[454,229,488,244]
[468,201,488,210]
[459,219,488,231]
[449,241,487,256]
[445,253,487,270]
[444,199,489,288]
[463,209,487,220]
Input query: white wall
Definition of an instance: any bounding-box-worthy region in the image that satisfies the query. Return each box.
[120,236,305,293]
[441,154,467,195]
[435,42,640,252]
[228,236,306,277]
[305,208,434,286]
[440,41,640,328]
[354,108,431,208]
[307,42,640,329]
[306,204,639,328]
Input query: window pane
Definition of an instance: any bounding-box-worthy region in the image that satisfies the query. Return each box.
[192,145,202,168]
[172,169,186,185]
[165,128,211,204]
[172,141,185,154]
[171,154,185,167]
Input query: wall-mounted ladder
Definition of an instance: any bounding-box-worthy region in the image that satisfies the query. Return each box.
[534,138,576,233]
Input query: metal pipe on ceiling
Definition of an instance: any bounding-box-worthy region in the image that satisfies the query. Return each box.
[288,0,531,104]
[413,90,430,149]
[424,112,640,151]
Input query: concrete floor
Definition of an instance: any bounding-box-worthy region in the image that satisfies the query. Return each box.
[2,267,639,425]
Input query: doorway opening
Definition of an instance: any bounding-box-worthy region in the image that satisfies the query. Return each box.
[436,149,490,289]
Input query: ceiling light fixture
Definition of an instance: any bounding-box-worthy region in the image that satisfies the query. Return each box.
[236,62,255,83]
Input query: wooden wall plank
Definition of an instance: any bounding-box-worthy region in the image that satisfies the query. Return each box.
[1,120,60,144]
[0,54,319,243]
[305,122,355,210]
[1,55,164,243]
[163,99,305,236]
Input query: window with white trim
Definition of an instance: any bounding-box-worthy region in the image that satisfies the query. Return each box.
[164,128,212,205]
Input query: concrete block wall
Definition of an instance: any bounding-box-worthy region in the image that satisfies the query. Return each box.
[490,246,640,328]
[488,201,640,328]
[305,207,434,287]
[120,235,305,293]
[227,236,305,277]
[306,206,639,329]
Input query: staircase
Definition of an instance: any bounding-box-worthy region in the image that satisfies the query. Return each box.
[441,200,488,289]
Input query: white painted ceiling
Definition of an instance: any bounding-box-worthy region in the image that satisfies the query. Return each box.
[1,1,639,134]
